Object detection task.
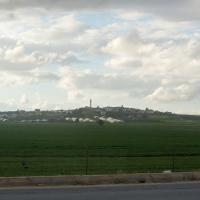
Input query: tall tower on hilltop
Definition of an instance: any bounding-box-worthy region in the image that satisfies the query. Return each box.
[90,99,92,108]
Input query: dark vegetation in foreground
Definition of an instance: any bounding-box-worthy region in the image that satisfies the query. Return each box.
[0,122,200,176]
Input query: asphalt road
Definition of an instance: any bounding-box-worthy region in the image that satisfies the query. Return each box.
[0,182,200,200]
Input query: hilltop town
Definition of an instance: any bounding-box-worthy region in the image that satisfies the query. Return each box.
[0,106,200,123]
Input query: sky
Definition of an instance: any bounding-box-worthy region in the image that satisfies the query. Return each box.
[0,0,200,114]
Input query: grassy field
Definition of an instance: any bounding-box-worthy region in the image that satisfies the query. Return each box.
[0,122,200,176]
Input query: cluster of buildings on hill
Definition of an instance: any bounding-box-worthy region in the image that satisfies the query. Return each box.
[0,101,199,123]
[0,107,126,123]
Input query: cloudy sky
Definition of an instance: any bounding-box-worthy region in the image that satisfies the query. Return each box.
[0,0,200,114]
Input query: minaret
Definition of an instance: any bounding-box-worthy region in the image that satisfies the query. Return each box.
[90,99,92,108]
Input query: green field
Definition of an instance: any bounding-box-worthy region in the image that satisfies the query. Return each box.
[0,122,200,176]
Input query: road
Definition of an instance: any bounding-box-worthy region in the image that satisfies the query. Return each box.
[0,182,200,200]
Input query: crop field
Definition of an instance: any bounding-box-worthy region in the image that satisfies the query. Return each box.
[0,122,200,176]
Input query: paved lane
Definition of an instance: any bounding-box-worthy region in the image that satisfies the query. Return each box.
[0,182,200,200]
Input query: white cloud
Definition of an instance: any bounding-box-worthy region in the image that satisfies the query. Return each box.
[103,30,157,69]
[0,1,200,113]
[21,15,87,44]
[19,94,29,106]
[105,57,142,69]
[1,0,200,21]
[147,84,200,102]
[0,71,30,86]
[101,26,200,105]
[4,45,37,64]
[17,93,49,110]
[0,70,58,87]
[58,66,158,101]
[117,10,145,21]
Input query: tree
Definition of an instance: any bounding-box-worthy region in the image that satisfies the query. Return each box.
[97,119,104,126]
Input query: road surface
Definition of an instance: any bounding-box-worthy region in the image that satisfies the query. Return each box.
[0,182,200,200]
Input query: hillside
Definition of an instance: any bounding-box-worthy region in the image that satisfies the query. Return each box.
[0,107,200,123]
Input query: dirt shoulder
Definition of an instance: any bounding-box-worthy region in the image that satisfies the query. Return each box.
[0,172,200,187]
